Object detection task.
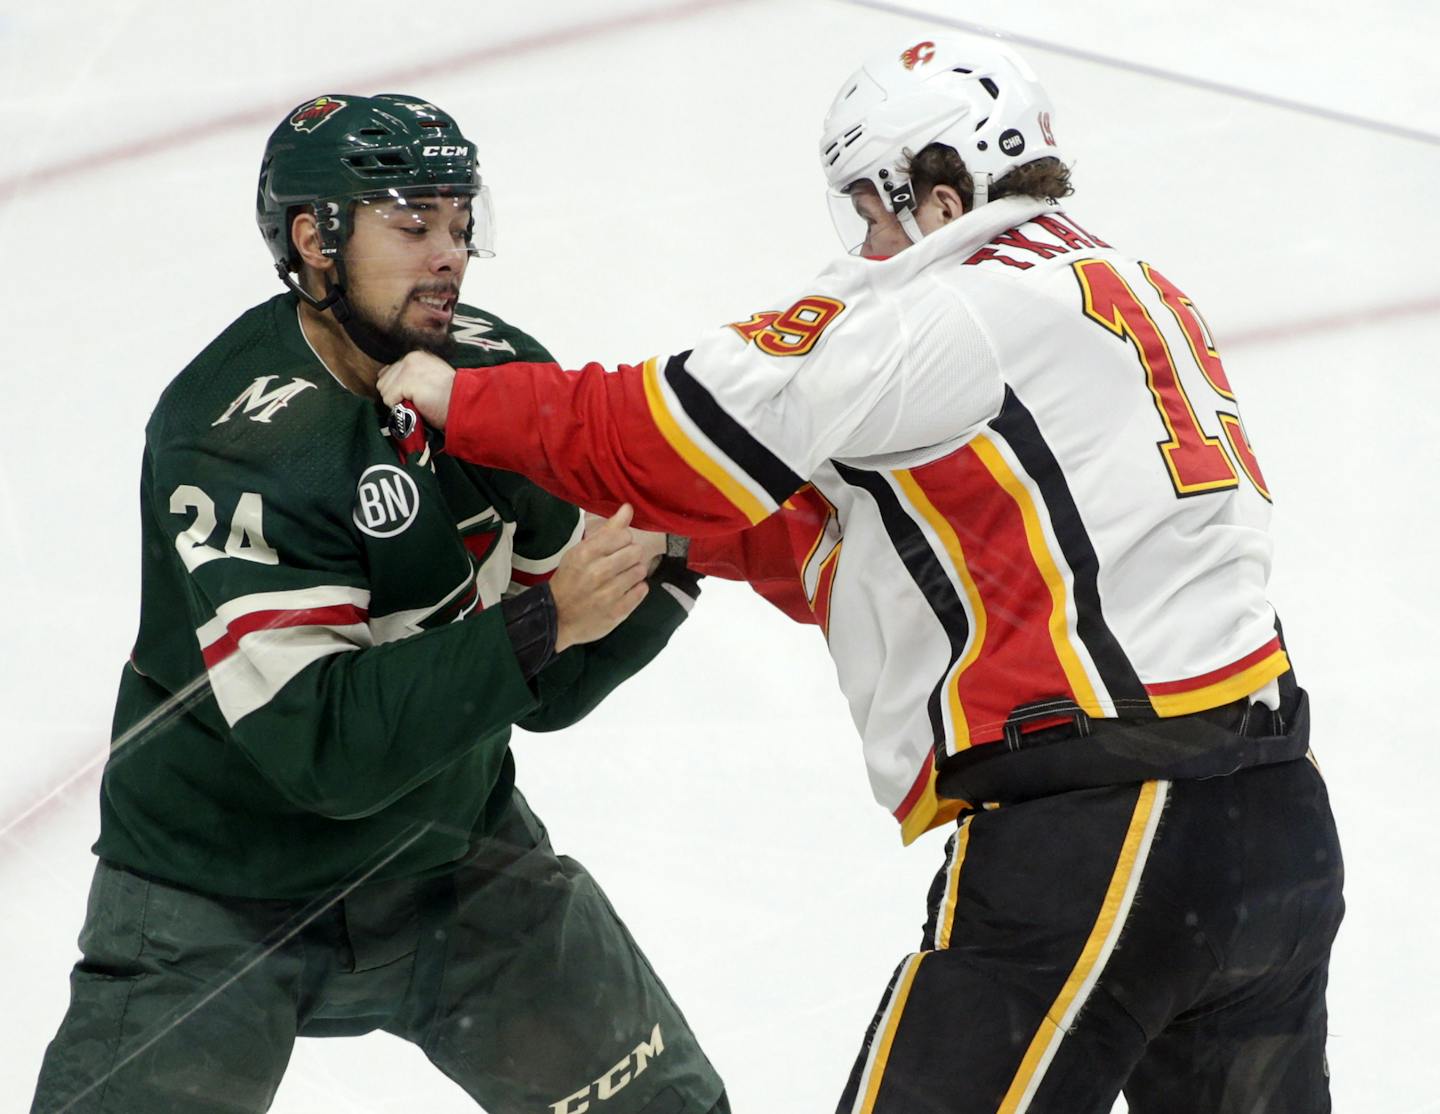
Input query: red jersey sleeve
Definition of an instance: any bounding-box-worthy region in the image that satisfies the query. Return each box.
[445,353,806,536]
[689,515,818,626]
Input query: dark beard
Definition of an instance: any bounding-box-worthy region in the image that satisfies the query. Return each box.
[336,284,457,364]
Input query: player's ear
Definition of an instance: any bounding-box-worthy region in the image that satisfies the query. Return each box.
[932,184,965,224]
[291,211,333,274]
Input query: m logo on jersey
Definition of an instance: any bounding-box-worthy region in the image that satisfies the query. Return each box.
[354,465,421,538]
[900,41,936,70]
[212,376,318,427]
[451,312,517,355]
[289,96,347,133]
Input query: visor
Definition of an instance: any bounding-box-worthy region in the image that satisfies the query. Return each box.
[826,181,916,259]
[344,182,496,262]
[827,187,871,256]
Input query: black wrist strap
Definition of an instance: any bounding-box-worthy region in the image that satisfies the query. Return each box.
[501,585,558,680]
[651,555,703,597]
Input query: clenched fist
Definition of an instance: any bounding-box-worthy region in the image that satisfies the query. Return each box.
[550,504,651,651]
[377,351,456,429]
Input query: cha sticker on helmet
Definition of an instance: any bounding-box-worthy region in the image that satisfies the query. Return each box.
[289,96,348,134]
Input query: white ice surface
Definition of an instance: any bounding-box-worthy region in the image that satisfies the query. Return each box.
[2,0,1437,1110]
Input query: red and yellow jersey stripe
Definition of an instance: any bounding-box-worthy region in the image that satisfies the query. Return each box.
[447,353,799,537]
[1145,636,1290,717]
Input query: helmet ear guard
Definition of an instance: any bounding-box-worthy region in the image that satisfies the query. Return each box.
[269,199,347,314]
[257,190,343,316]
[881,179,925,248]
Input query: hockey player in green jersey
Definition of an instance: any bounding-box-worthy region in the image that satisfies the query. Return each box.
[30,94,729,1114]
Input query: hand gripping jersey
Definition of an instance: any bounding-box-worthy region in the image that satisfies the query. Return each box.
[99,294,689,897]
[442,196,1290,844]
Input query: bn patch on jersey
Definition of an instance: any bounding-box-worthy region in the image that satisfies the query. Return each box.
[354,465,420,538]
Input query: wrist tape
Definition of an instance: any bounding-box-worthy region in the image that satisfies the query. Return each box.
[501,585,558,680]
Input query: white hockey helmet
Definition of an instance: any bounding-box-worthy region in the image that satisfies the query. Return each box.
[819,37,1062,253]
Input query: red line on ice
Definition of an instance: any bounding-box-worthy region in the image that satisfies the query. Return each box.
[0,0,740,203]
[1223,295,1440,350]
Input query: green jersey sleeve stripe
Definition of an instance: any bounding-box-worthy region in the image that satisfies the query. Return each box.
[208,627,367,727]
[195,585,372,648]
[510,513,584,576]
[196,585,376,726]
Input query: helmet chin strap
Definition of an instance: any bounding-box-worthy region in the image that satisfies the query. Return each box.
[276,261,406,366]
[898,207,924,245]
[887,180,926,247]
[323,272,407,366]
[277,261,344,313]
[893,171,992,245]
[971,172,991,209]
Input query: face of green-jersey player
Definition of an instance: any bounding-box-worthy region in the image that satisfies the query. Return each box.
[339,193,473,355]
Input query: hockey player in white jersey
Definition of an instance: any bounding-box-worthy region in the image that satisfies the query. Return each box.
[379,38,1344,1114]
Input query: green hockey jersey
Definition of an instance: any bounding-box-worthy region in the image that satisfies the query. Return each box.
[96,293,687,898]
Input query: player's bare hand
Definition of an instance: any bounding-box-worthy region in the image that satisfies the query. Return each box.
[550,504,650,652]
[377,351,455,429]
[585,514,665,575]
[632,526,666,576]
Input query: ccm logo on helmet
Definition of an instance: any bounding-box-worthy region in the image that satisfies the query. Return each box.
[422,145,469,157]
[899,41,936,70]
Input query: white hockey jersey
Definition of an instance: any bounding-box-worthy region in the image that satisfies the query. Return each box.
[445,194,1290,843]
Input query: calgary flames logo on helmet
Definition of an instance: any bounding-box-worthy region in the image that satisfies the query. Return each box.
[289,96,348,134]
[900,41,936,70]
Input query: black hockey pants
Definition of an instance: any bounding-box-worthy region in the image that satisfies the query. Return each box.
[839,754,1343,1114]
